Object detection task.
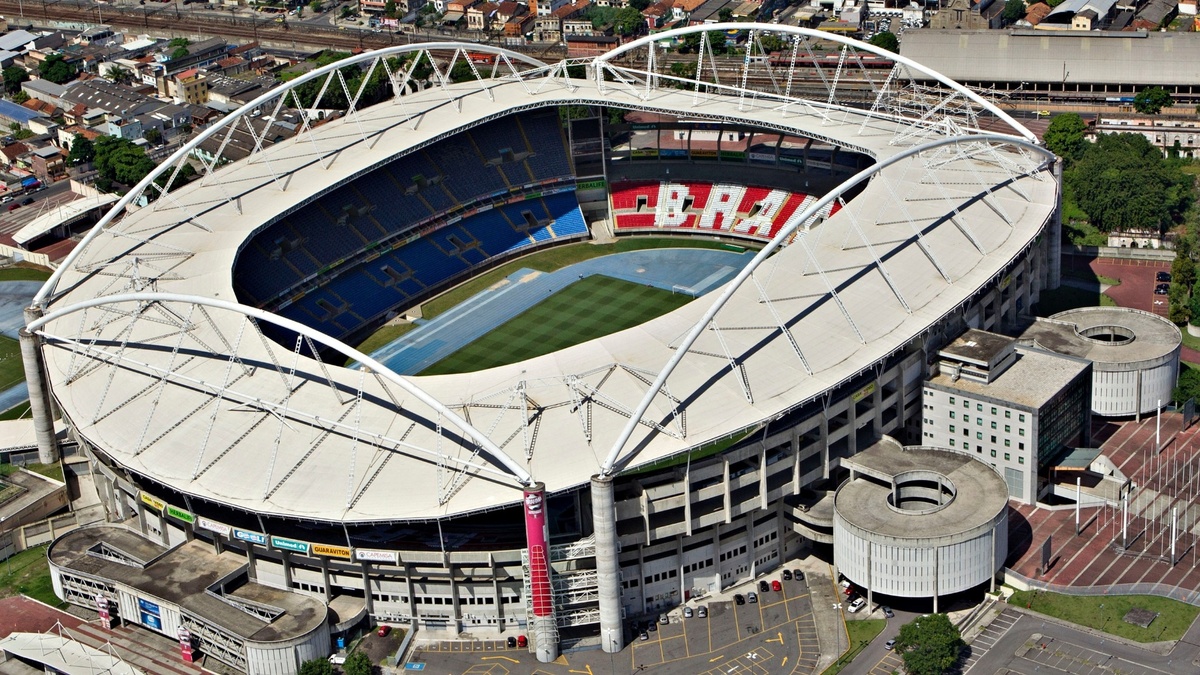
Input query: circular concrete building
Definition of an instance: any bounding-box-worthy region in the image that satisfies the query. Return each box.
[1021,307,1181,418]
[833,439,1009,609]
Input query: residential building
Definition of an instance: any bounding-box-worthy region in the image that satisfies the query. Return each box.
[467,2,500,30]
[171,68,209,105]
[532,0,573,16]
[930,0,1001,29]
[29,145,65,183]
[922,329,1092,505]
[0,142,29,168]
[21,79,70,110]
[0,100,44,129]
[1093,116,1200,158]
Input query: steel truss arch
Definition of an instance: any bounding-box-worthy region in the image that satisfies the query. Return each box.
[599,133,1056,474]
[27,292,534,487]
[592,22,1037,144]
[32,43,551,310]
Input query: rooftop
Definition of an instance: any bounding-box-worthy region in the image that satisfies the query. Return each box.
[938,328,1013,365]
[1019,307,1181,368]
[929,345,1090,409]
[835,437,1009,540]
[0,468,64,527]
[48,526,328,643]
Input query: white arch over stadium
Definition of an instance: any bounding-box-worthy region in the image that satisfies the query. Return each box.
[26,292,534,486]
[25,32,1060,521]
[599,133,1054,473]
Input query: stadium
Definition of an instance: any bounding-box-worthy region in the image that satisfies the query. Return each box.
[24,24,1060,672]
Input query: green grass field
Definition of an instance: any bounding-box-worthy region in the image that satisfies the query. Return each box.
[1009,590,1199,642]
[0,545,62,608]
[419,275,694,375]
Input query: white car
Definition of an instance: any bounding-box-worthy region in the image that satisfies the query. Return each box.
[847,597,867,614]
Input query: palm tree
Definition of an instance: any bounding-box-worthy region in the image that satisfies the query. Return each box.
[108,66,134,85]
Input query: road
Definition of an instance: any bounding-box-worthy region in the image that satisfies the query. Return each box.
[0,179,77,239]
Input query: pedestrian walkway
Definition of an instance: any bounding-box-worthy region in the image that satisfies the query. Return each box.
[963,608,1020,673]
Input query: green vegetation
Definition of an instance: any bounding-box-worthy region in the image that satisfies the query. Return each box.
[0,335,23,392]
[1043,113,1087,166]
[0,266,51,282]
[0,545,62,608]
[342,651,371,675]
[2,66,27,95]
[822,619,886,675]
[298,658,333,675]
[0,462,66,483]
[1134,87,1175,116]
[1062,268,1120,286]
[1066,133,1194,235]
[894,613,964,675]
[420,276,694,375]
[355,323,419,357]
[1034,286,1116,317]
[867,31,898,54]
[1010,591,1199,642]
[1175,362,1200,404]
[1002,0,1026,23]
[0,401,30,421]
[37,54,74,85]
[353,238,750,360]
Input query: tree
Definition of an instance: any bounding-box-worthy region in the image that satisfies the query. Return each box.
[1133,87,1174,115]
[168,37,190,48]
[614,6,644,35]
[628,0,650,10]
[894,613,964,675]
[1176,363,1200,402]
[309,0,323,12]
[718,6,733,20]
[384,0,396,16]
[1065,132,1194,233]
[107,66,134,85]
[170,46,190,60]
[298,658,334,675]
[342,651,372,675]
[868,31,898,53]
[1172,235,1196,291]
[1002,0,1025,23]
[10,90,28,104]
[144,127,163,146]
[1043,113,1087,164]
[67,133,95,165]
[2,66,28,95]
[93,135,156,189]
[38,54,75,85]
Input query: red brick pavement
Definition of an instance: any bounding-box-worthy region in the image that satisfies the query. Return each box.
[1008,413,1200,593]
[0,597,84,636]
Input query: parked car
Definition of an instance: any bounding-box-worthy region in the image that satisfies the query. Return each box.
[1157,271,1172,283]
[6,203,18,211]
[20,197,32,205]
[885,638,896,650]
[506,636,517,648]
[658,613,669,625]
[516,635,527,648]
[847,597,867,613]
[771,579,782,592]
[697,605,708,618]
[648,621,656,632]
[844,585,855,596]
[747,591,758,604]
[1155,284,1170,295]
[639,631,649,641]
[882,606,895,619]
[793,569,805,581]
[781,569,792,581]
[683,606,693,619]
[758,580,770,593]
[734,594,745,605]
[377,624,390,637]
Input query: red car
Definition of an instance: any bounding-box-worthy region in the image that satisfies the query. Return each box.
[771,579,782,592]
[516,635,528,648]
[377,624,390,637]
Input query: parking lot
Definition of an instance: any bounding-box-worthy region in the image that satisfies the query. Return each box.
[408,573,825,675]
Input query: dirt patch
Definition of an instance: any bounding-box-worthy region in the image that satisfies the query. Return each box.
[357,627,405,665]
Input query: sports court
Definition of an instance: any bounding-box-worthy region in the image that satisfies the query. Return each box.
[369,248,753,375]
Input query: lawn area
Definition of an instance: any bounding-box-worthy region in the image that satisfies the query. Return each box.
[1034,286,1116,318]
[823,619,887,675]
[0,545,62,608]
[354,323,419,358]
[1009,591,1200,642]
[420,275,694,375]
[0,401,30,421]
[0,462,65,483]
[0,335,23,391]
[0,265,51,282]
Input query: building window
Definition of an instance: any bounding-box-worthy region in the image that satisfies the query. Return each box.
[1004,453,1010,461]
[991,407,997,415]
[949,397,956,404]
[950,411,955,420]
[991,450,997,457]
[991,435,997,443]
[963,428,969,436]
[963,401,969,409]
[976,432,983,440]
[949,425,956,432]
[1019,429,1025,436]
[1019,456,1025,464]
[1005,425,1010,433]
[990,421,997,429]
[976,403,983,411]
[1019,443,1025,450]
[1005,439,1011,447]
[950,439,955,447]
[977,418,983,426]
[1019,414,1026,422]
[1005,410,1011,419]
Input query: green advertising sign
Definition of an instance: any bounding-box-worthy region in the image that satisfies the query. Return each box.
[165,505,195,524]
[270,536,310,555]
[576,179,607,191]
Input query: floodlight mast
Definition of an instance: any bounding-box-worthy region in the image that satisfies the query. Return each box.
[26,292,535,487]
[597,134,1054,476]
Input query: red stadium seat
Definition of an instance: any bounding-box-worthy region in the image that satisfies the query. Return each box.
[736,187,771,214]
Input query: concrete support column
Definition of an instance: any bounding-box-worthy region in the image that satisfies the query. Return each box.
[820,413,830,479]
[363,564,377,616]
[448,565,460,632]
[18,327,58,464]
[872,381,884,439]
[281,551,293,589]
[404,562,419,623]
[245,545,258,582]
[321,557,332,603]
[1048,160,1063,290]
[591,475,624,654]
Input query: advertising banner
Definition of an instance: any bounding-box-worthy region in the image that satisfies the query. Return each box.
[271,536,310,555]
[165,505,195,524]
[197,517,230,536]
[576,179,607,191]
[233,529,267,545]
[659,148,688,158]
[312,544,351,559]
[139,492,165,512]
[523,484,553,617]
[355,549,399,564]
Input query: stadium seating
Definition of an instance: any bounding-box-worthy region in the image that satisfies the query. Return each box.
[609,179,842,243]
[274,191,587,338]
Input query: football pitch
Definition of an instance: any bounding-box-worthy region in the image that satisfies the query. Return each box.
[419,275,694,376]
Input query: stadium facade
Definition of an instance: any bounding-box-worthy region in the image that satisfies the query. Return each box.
[25,25,1060,671]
